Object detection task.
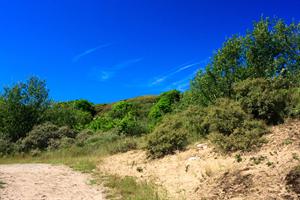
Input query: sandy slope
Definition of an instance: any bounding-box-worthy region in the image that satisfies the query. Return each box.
[0,164,105,200]
[99,119,300,200]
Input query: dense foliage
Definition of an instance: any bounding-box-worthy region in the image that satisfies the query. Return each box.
[147,115,188,158]
[190,18,300,106]
[148,90,180,125]
[0,77,50,142]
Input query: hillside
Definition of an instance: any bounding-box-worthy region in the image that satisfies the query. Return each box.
[99,119,300,199]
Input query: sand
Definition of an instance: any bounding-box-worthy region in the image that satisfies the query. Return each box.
[0,164,105,200]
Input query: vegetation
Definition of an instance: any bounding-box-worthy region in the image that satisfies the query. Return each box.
[102,175,164,200]
[147,115,188,158]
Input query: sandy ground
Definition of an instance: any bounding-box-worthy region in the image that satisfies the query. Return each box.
[99,119,300,200]
[0,164,105,200]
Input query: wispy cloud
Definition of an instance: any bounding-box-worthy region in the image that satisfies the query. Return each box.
[149,57,209,86]
[89,57,143,82]
[164,69,198,91]
[72,43,112,62]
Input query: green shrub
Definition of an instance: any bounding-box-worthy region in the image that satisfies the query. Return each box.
[75,129,94,147]
[20,122,77,152]
[201,98,248,135]
[148,90,180,124]
[234,78,288,124]
[87,114,115,132]
[44,105,93,129]
[194,98,269,152]
[0,138,16,155]
[110,101,134,119]
[146,115,188,158]
[73,99,96,116]
[116,112,146,136]
[208,119,267,152]
[287,87,300,117]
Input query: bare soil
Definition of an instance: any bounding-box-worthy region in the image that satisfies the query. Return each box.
[0,164,105,200]
[98,119,300,200]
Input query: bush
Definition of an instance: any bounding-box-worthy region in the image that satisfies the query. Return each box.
[287,87,300,117]
[234,78,288,124]
[73,99,96,116]
[20,122,77,152]
[44,105,93,129]
[87,114,115,132]
[110,101,134,119]
[208,119,267,152]
[0,138,16,155]
[195,98,269,152]
[146,115,188,158]
[201,98,248,135]
[75,129,94,147]
[148,90,180,124]
[115,112,146,136]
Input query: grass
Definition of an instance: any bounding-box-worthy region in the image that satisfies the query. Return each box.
[98,174,165,200]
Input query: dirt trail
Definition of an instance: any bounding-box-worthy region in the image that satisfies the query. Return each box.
[0,164,105,200]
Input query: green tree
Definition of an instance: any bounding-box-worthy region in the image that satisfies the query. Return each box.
[190,17,300,106]
[0,77,50,142]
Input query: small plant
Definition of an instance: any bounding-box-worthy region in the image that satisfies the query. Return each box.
[292,153,300,161]
[283,138,293,145]
[235,154,242,162]
[266,161,274,167]
[136,167,143,173]
[250,155,267,165]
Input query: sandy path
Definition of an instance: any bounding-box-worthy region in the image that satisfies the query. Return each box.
[0,164,105,200]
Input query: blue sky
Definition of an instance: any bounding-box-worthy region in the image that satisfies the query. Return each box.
[0,0,299,103]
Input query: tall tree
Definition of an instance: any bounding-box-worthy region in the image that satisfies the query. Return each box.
[0,77,50,141]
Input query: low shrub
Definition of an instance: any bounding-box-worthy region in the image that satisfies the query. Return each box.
[201,98,248,135]
[0,138,15,155]
[287,87,300,117]
[116,113,146,136]
[87,115,115,132]
[208,119,267,152]
[20,122,77,152]
[196,98,269,152]
[146,115,188,158]
[234,78,288,124]
[75,129,94,147]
